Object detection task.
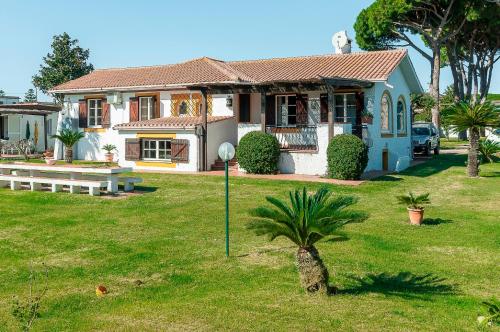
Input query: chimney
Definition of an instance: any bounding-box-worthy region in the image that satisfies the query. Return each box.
[332,30,352,54]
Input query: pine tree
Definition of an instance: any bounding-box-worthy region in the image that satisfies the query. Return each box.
[24,89,37,102]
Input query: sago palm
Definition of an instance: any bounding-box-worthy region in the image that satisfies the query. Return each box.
[446,102,500,177]
[51,129,85,163]
[478,140,500,163]
[247,187,367,294]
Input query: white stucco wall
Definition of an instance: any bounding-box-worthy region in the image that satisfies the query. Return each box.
[55,91,234,164]
[365,66,413,172]
[3,113,57,152]
[117,130,199,172]
[207,118,238,167]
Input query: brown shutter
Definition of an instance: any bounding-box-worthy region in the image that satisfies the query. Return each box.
[125,138,141,160]
[353,92,364,138]
[320,94,328,123]
[265,95,275,126]
[171,139,189,163]
[78,99,88,128]
[101,100,110,128]
[129,97,139,122]
[296,94,308,125]
[153,95,160,119]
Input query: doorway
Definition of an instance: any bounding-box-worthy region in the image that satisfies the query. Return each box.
[382,149,389,171]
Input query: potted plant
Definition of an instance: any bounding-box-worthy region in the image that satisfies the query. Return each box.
[361,110,373,124]
[43,149,56,165]
[102,144,117,162]
[51,129,85,164]
[397,192,430,225]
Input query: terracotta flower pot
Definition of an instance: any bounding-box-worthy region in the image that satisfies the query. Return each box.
[362,116,373,125]
[104,153,114,162]
[45,158,56,165]
[407,207,424,225]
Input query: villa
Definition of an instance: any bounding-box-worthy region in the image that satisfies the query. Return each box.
[49,40,422,175]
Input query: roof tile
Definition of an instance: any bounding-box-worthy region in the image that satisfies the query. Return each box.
[51,49,408,92]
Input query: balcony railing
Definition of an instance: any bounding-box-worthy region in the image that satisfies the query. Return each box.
[265,125,318,151]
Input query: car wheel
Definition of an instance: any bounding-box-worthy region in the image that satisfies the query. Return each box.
[425,144,431,156]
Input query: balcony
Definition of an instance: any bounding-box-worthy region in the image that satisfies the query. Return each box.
[266,125,318,151]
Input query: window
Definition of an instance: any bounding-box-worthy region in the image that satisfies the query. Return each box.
[178,101,188,116]
[380,92,393,134]
[46,118,53,136]
[276,95,296,126]
[334,93,357,124]
[142,139,171,161]
[88,99,102,127]
[140,97,154,121]
[239,94,251,123]
[396,97,406,134]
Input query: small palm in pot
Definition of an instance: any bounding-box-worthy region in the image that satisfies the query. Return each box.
[397,192,430,225]
[102,144,117,163]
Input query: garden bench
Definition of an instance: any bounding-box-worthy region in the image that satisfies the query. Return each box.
[13,171,143,192]
[0,174,108,196]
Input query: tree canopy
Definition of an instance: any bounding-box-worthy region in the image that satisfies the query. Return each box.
[32,32,93,103]
[24,88,37,102]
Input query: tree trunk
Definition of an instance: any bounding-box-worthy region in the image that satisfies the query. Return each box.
[430,46,441,129]
[296,246,329,294]
[467,128,480,177]
[64,146,73,164]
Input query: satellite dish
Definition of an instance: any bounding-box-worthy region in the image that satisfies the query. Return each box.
[332,31,352,54]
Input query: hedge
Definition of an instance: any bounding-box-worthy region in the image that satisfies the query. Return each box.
[237,131,280,174]
[327,134,368,180]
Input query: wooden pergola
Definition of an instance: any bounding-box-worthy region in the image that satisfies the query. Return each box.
[190,77,374,171]
[0,102,62,151]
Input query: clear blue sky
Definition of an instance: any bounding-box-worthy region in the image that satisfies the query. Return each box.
[0,0,498,101]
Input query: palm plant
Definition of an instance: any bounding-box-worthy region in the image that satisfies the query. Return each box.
[445,102,500,177]
[397,192,430,210]
[247,187,367,294]
[51,129,85,163]
[102,144,117,154]
[478,140,500,163]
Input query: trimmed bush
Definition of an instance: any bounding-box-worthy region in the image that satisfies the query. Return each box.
[237,131,280,174]
[327,134,368,180]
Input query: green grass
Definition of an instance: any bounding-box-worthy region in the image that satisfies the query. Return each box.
[441,138,468,150]
[0,154,499,331]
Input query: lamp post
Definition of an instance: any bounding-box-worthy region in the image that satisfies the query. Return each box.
[218,142,235,257]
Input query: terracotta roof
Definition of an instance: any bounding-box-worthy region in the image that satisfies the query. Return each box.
[50,49,408,92]
[228,49,407,83]
[113,115,234,130]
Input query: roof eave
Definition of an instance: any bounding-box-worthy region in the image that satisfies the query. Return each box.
[49,81,242,94]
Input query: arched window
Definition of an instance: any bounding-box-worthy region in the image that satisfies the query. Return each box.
[396,96,406,134]
[380,91,393,134]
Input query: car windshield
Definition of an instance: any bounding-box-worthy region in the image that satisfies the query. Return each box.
[412,127,430,136]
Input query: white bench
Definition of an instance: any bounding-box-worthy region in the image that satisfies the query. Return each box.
[0,174,108,196]
[10,171,142,192]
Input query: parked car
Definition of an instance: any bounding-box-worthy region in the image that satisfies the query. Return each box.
[412,122,440,156]
[486,128,500,144]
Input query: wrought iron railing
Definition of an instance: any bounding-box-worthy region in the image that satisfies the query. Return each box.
[265,125,318,151]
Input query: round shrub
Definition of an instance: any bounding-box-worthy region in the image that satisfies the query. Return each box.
[237,131,280,174]
[327,134,368,180]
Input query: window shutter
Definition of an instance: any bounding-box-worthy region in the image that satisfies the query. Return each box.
[125,138,141,160]
[78,99,88,128]
[296,94,308,125]
[265,95,275,126]
[152,95,160,119]
[102,100,111,128]
[320,94,328,123]
[129,97,139,122]
[171,139,189,163]
[353,92,365,138]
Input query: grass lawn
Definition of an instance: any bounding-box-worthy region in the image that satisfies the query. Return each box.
[440,138,469,150]
[0,154,498,331]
